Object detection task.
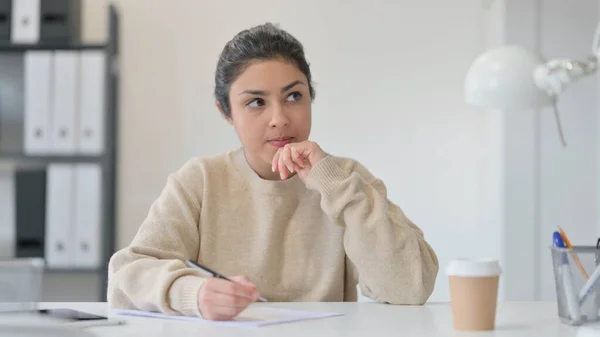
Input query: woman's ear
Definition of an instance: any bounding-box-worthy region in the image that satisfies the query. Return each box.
[216,101,233,124]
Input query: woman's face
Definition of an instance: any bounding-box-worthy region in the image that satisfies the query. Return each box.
[225,59,312,178]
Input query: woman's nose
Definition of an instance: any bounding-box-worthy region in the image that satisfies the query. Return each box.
[268,104,290,128]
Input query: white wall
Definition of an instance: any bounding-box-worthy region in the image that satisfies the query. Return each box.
[537,0,598,301]
[83,0,504,302]
[1,0,592,303]
[482,0,599,301]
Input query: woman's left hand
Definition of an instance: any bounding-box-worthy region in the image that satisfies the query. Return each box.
[272,141,327,182]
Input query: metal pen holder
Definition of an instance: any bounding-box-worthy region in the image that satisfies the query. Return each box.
[0,258,44,312]
[550,245,600,325]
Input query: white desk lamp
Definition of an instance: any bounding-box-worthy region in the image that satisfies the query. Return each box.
[464,23,600,146]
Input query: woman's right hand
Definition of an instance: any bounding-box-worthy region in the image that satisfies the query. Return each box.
[197,276,261,321]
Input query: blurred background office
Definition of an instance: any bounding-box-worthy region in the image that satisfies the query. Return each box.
[0,0,597,303]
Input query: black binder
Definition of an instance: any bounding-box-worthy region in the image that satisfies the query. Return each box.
[39,0,80,44]
[14,168,46,258]
[0,0,11,43]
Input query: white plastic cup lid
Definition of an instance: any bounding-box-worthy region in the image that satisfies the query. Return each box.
[447,258,502,277]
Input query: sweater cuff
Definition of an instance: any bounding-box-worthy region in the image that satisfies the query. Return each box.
[306,155,350,197]
[168,275,205,317]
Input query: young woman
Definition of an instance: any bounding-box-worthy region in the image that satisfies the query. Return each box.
[107,23,439,321]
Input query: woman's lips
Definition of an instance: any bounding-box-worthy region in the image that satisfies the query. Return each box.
[268,137,293,148]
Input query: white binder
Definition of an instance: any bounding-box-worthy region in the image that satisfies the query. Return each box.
[73,164,102,268]
[11,0,40,43]
[51,51,79,154]
[45,164,74,268]
[24,51,52,154]
[78,51,106,155]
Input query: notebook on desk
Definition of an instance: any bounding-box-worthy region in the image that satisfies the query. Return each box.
[113,306,343,327]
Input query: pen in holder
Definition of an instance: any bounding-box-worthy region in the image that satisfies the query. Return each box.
[557,226,589,280]
[595,239,600,266]
[552,232,581,324]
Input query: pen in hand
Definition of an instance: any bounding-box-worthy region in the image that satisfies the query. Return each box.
[186,259,268,302]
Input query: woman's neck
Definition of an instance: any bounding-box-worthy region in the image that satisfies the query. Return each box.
[243,148,284,181]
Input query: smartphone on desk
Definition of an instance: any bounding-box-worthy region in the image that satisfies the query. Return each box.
[37,308,125,328]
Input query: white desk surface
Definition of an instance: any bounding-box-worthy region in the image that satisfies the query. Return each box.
[39,301,600,337]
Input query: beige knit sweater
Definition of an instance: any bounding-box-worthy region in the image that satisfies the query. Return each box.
[107,148,439,316]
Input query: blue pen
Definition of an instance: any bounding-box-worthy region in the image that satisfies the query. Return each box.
[553,231,567,261]
[553,231,565,248]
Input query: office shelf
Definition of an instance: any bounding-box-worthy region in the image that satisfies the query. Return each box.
[44,267,103,273]
[0,4,120,302]
[0,153,106,163]
[0,43,107,52]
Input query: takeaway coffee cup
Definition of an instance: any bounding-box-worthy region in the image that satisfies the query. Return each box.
[447,259,502,331]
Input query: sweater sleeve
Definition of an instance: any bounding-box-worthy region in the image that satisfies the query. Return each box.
[107,162,206,317]
[306,156,439,305]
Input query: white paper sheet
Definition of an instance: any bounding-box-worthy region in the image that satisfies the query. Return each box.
[113,307,343,327]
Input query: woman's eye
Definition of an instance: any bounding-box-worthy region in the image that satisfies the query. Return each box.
[286,92,303,102]
[247,98,265,108]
